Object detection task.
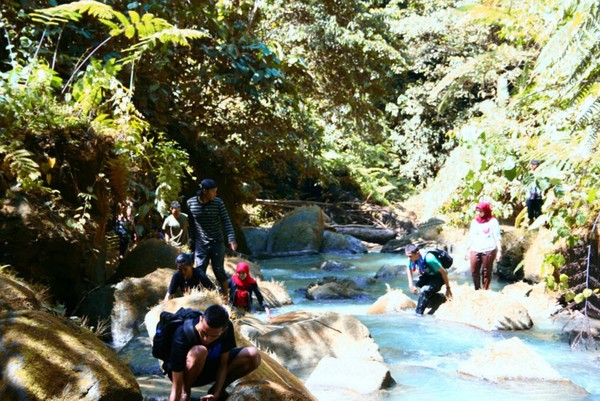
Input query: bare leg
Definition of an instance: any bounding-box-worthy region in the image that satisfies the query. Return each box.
[224,347,261,387]
[220,280,229,300]
[183,345,209,398]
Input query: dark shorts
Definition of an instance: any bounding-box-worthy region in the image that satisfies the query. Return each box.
[168,347,243,387]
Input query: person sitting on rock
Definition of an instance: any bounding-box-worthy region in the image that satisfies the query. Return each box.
[164,253,215,301]
[229,262,271,319]
[166,304,261,401]
[405,244,453,315]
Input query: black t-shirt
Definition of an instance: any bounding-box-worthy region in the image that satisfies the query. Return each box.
[167,268,215,295]
[168,315,236,372]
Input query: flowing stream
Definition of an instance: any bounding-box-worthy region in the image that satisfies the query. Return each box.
[256,252,600,401]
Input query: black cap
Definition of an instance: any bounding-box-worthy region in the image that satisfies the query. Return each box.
[200,178,217,190]
[175,253,193,265]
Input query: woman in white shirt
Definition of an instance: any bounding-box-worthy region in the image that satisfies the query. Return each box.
[466,201,502,290]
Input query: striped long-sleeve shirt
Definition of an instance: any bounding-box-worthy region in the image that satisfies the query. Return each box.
[187,196,236,246]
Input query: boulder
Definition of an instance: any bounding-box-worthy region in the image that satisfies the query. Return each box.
[367,288,416,314]
[374,264,405,279]
[318,260,355,271]
[112,238,178,281]
[501,281,561,321]
[111,268,177,348]
[495,227,527,282]
[305,357,395,395]
[254,311,383,378]
[435,284,533,331]
[0,310,142,401]
[306,277,368,300]
[320,230,367,254]
[266,206,325,257]
[255,278,293,308]
[241,226,270,257]
[0,272,43,312]
[458,336,588,396]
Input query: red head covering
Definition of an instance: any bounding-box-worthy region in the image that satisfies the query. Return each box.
[475,201,493,223]
[232,262,256,288]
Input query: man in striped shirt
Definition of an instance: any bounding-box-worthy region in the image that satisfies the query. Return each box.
[187,178,237,298]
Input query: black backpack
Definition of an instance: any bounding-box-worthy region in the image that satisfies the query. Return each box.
[152,307,201,363]
[425,248,454,269]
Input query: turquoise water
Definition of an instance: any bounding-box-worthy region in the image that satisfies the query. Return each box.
[257,253,600,401]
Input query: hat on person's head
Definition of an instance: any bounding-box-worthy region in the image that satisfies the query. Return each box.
[175,253,193,266]
[200,178,217,190]
[530,159,541,166]
[170,201,181,209]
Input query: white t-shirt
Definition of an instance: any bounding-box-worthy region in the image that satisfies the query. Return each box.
[468,218,501,253]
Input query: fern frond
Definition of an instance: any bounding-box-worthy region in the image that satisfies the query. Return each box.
[121,27,210,64]
[32,1,123,25]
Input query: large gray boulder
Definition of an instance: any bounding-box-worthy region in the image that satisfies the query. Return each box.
[266,206,325,257]
[457,336,588,398]
[111,268,173,348]
[435,284,533,331]
[305,357,395,396]
[0,310,142,401]
[320,230,367,254]
[254,311,383,378]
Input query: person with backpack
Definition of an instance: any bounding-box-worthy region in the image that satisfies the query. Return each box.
[164,253,216,301]
[161,304,260,401]
[405,244,453,315]
[229,262,271,319]
[465,201,502,290]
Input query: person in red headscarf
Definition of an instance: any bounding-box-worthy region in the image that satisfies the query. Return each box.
[465,201,502,290]
[229,262,271,319]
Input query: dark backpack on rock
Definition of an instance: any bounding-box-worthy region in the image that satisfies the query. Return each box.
[425,248,454,269]
[152,307,201,364]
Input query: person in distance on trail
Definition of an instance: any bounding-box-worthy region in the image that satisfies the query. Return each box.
[187,178,237,299]
[525,159,543,223]
[465,201,502,290]
[166,304,261,401]
[164,253,216,301]
[405,244,453,315]
[229,262,271,319]
[162,200,189,247]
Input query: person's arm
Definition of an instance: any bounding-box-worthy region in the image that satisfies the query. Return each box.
[405,265,418,295]
[162,217,170,242]
[165,273,179,301]
[253,284,271,319]
[219,200,237,250]
[438,267,453,299]
[196,268,216,290]
[168,371,186,401]
[205,351,230,400]
[493,219,502,262]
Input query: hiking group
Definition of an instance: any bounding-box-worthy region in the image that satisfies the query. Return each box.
[158,178,271,401]
[153,178,509,399]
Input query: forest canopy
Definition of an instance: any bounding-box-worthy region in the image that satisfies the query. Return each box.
[1,0,599,297]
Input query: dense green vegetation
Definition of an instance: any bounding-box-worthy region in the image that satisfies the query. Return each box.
[1,0,599,309]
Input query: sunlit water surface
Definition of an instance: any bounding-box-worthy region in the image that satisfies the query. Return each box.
[256,253,600,401]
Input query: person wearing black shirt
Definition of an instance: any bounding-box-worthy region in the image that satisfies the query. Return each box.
[165,305,260,401]
[164,253,215,301]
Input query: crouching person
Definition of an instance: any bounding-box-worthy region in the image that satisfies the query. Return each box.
[405,244,452,315]
[167,304,260,401]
